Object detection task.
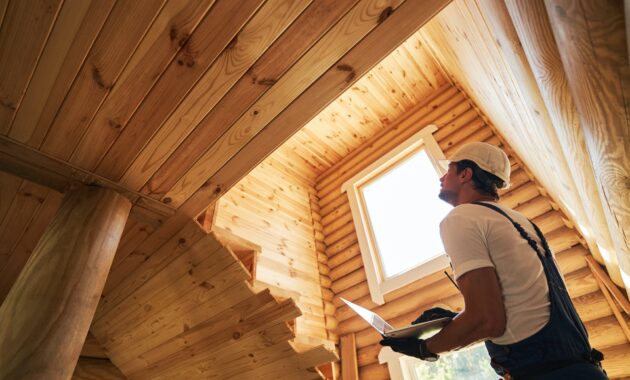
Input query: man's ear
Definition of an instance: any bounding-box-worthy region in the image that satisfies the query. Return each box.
[459,167,474,183]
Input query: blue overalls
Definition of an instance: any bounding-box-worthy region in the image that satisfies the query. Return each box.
[473,202,607,380]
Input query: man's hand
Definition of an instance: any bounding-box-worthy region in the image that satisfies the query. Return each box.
[379,337,438,361]
[412,307,457,324]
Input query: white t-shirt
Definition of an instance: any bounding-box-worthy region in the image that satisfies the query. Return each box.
[439,202,550,345]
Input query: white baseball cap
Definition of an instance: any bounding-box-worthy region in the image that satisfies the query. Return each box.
[444,142,511,188]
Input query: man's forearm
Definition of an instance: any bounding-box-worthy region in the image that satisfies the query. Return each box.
[425,310,501,354]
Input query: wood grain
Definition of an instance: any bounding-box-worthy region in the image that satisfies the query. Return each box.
[11,0,115,147]
[0,188,62,303]
[39,0,166,159]
[162,0,410,207]
[0,0,63,133]
[505,0,623,286]
[70,0,216,171]
[132,0,358,195]
[0,186,130,380]
[72,358,126,380]
[0,134,175,226]
[84,0,264,179]
[340,334,359,380]
[545,0,630,292]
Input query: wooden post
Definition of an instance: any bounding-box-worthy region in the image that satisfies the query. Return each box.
[504,0,624,287]
[545,0,630,293]
[340,333,359,380]
[0,186,131,379]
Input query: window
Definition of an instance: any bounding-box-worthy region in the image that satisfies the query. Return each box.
[342,125,451,304]
[379,344,496,380]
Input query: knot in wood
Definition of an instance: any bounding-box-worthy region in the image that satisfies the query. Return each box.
[378,6,393,23]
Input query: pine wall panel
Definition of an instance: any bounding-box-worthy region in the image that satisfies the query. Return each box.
[214,155,336,350]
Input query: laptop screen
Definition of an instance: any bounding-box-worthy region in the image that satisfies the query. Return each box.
[341,298,394,334]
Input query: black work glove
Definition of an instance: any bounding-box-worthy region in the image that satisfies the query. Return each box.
[380,337,438,361]
[412,307,457,325]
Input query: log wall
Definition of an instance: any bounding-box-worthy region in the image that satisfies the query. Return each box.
[315,83,630,379]
[215,153,337,350]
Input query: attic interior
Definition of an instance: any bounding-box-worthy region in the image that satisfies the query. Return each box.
[0,0,628,379]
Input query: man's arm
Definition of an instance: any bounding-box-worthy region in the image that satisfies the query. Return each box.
[425,266,506,354]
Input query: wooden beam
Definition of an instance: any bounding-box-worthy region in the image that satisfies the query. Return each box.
[591,266,630,344]
[545,0,630,293]
[504,0,623,287]
[340,333,359,380]
[0,134,174,227]
[585,256,630,316]
[0,186,130,379]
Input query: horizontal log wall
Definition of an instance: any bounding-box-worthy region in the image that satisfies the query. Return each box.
[315,83,630,379]
[214,154,334,350]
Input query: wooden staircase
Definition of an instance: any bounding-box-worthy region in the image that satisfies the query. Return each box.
[86,221,336,379]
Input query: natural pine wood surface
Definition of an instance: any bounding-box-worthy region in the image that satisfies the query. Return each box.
[72,358,126,380]
[0,0,63,132]
[545,0,630,293]
[88,220,336,379]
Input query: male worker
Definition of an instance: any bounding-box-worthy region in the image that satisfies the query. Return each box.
[380,142,607,379]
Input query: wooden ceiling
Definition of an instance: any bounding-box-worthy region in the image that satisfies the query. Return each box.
[0,0,449,227]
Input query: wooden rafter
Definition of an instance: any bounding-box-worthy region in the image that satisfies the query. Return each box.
[0,134,174,227]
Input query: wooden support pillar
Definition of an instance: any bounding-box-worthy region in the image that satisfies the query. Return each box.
[340,333,359,380]
[504,0,623,287]
[0,186,131,379]
[545,0,630,294]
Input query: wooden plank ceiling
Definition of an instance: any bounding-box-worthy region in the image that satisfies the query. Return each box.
[0,0,450,295]
[0,0,452,378]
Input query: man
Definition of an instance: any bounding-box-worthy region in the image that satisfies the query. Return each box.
[380,142,607,379]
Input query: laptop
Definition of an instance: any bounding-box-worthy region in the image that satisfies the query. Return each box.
[341,298,452,338]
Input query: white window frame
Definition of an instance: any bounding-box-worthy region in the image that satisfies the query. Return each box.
[341,125,448,304]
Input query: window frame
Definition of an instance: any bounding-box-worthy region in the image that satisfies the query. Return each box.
[341,125,449,304]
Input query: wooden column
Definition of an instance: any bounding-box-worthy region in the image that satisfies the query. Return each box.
[545,0,630,293]
[504,0,623,286]
[340,333,358,380]
[0,186,131,379]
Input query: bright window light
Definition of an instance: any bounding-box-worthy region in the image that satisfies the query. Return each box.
[407,343,495,379]
[362,149,452,278]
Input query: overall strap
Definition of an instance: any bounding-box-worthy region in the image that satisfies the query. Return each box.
[471,202,550,258]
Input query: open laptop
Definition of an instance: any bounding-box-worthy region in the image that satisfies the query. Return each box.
[341,298,452,338]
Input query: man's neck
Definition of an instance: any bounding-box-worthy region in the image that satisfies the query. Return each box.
[454,189,495,206]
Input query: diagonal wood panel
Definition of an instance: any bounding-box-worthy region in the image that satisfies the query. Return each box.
[0,0,63,132]
[69,0,217,171]
[161,0,407,207]
[8,0,115,147]
[86,0,267,178]
[39,0,167,159]
[96,0,312,182]
[124,0,359,193]
[183,0,450,216]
